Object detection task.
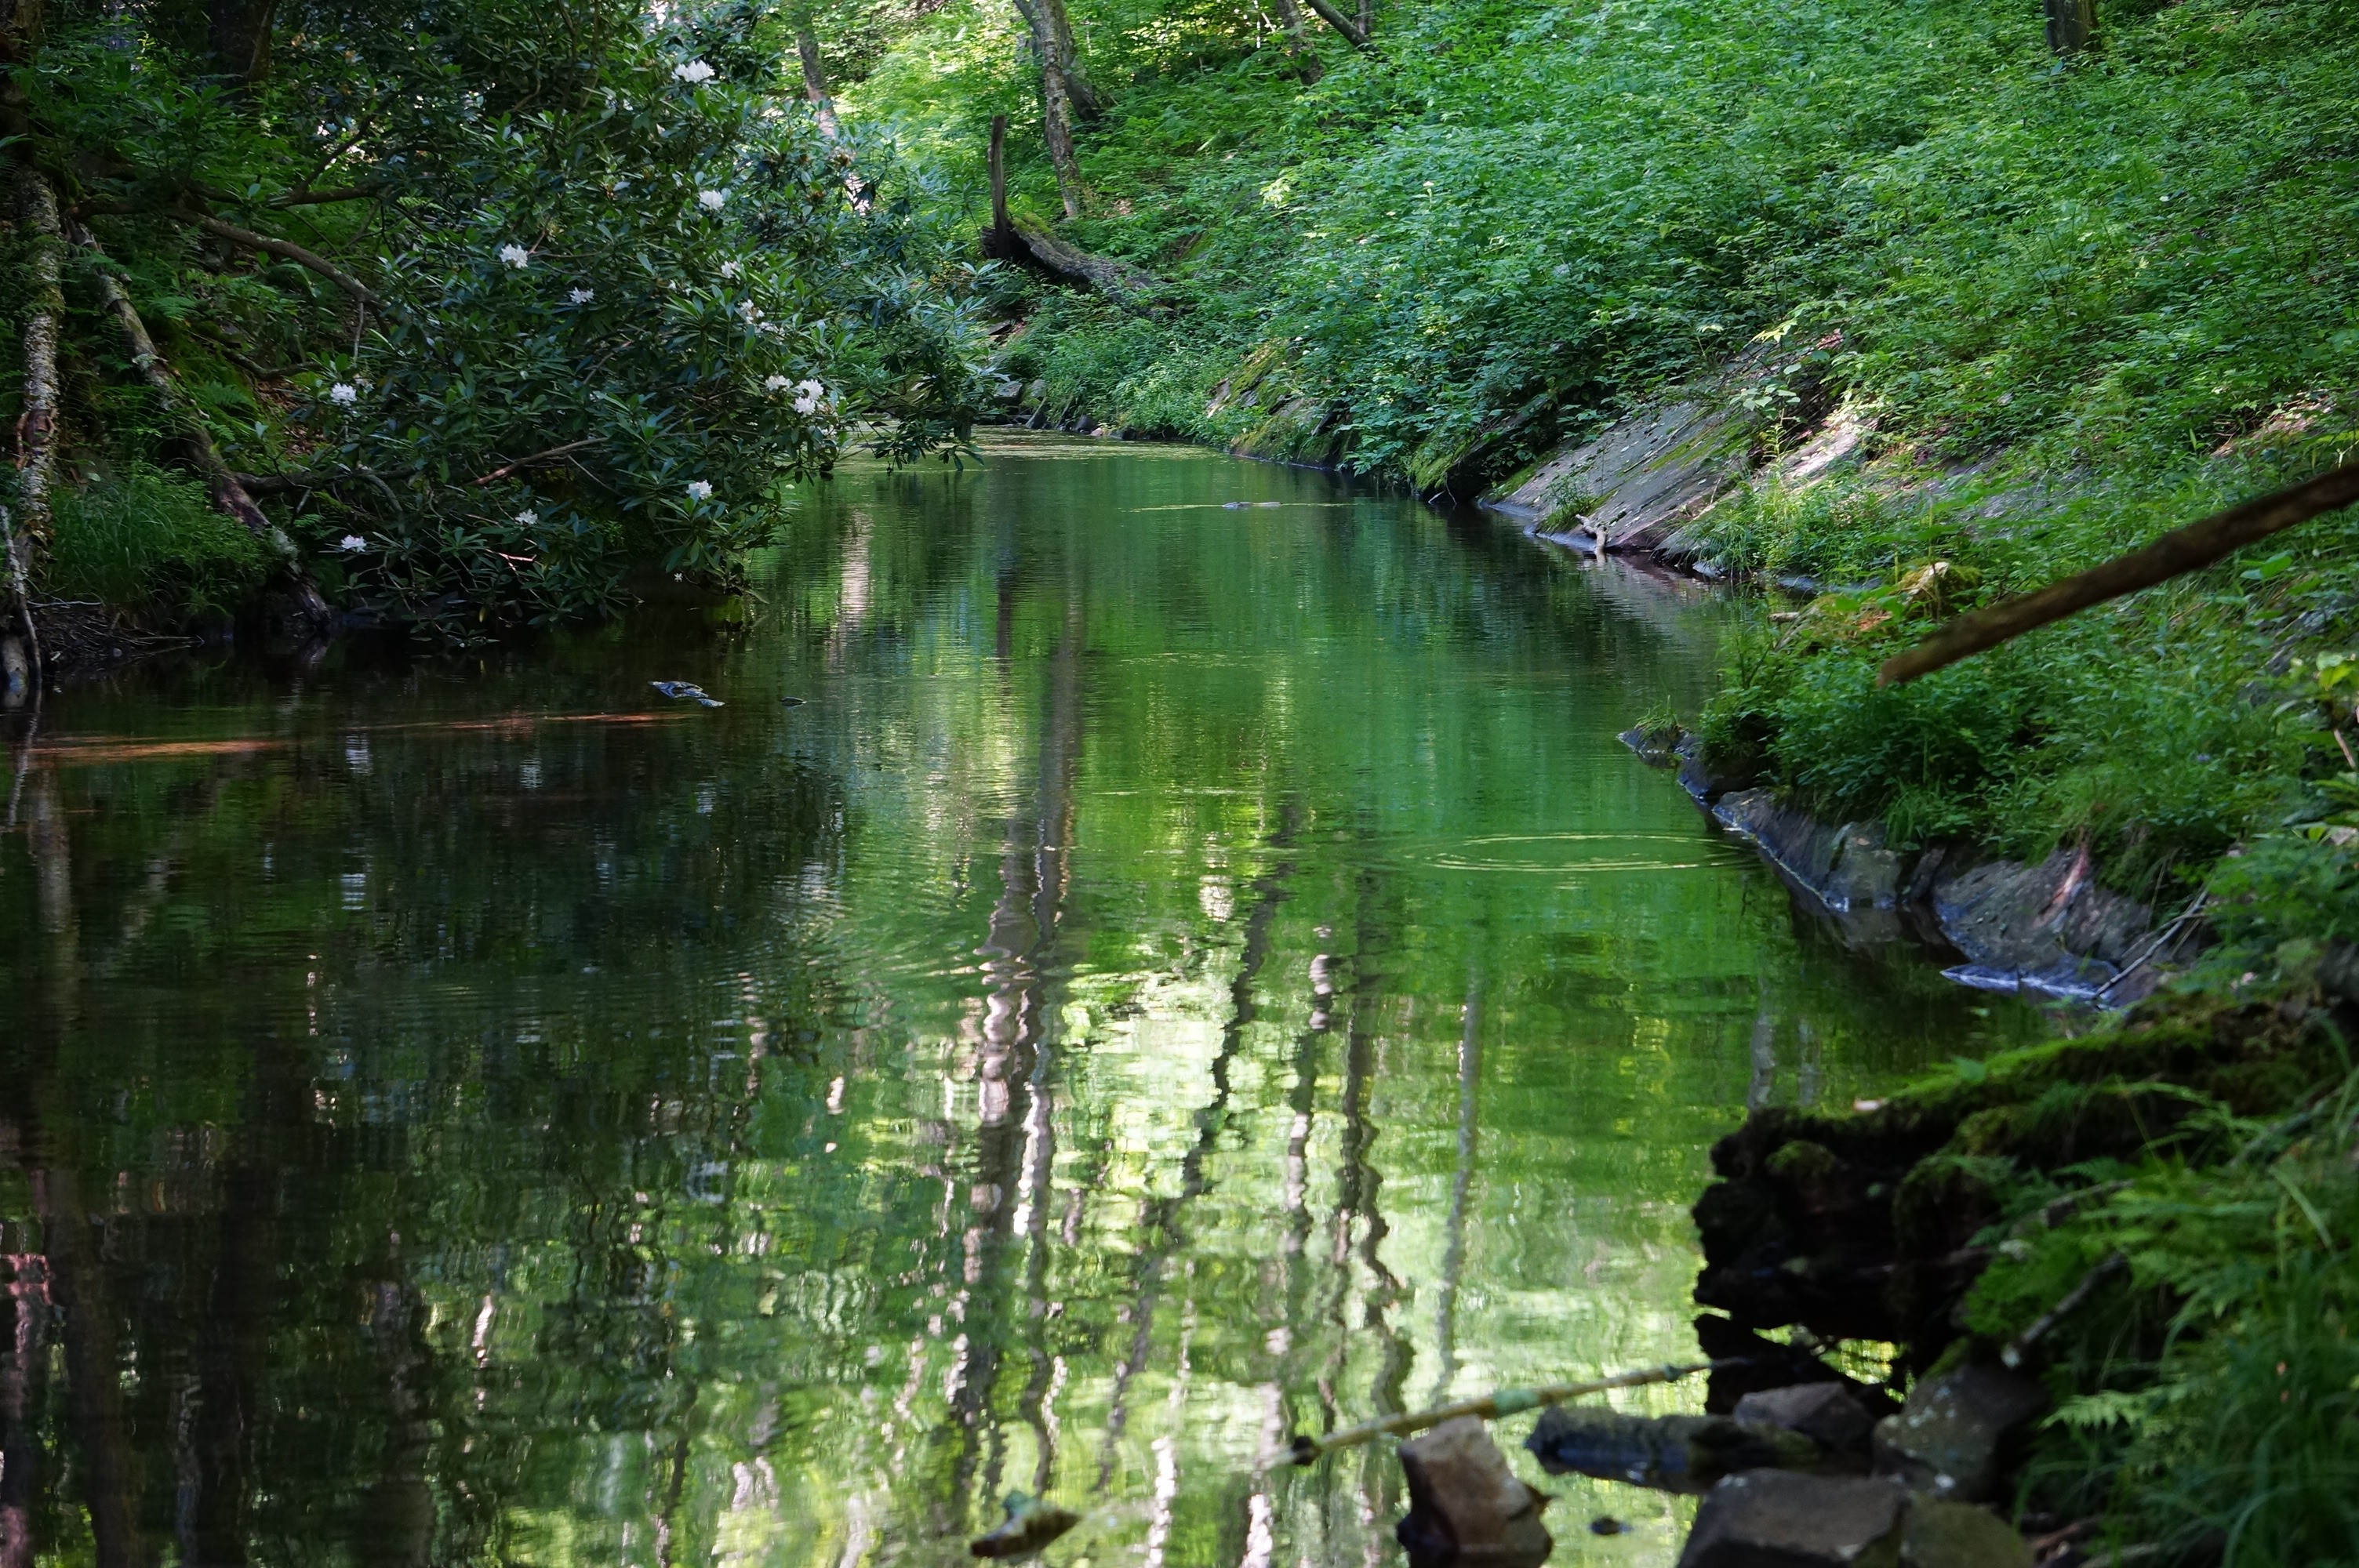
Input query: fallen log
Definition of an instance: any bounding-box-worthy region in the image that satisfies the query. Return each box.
[981,215,1162,300]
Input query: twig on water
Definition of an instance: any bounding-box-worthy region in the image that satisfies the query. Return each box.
[1281,1357,1742,1465]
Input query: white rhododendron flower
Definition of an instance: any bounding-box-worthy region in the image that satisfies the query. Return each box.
[718,260,740,279]
[792,378,827,415]
[329,382,359,406]
[764,374,791,392]
[515,510,539,527]
[339,535,367,552]
[672,60,715,84]
[569,287,594,304]
[499,243,530,268]
[697,189,727,212]
[685,480,714,501]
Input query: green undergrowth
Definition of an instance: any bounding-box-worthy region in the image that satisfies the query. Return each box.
[1943,1017,2359,1565]
[46,465,271,620]
[852,0,2359,483]
[1774,964,2359,1560]
[1692,420,2359,902]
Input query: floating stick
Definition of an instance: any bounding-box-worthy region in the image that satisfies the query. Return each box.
[1283,1358,1744,1465]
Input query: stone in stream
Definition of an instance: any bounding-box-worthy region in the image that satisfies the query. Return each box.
[1901,1500,2035,1568]
[969,1492,1081,1559]
[1526,1406,1824,1493]
[1394,1416,1554,1568]
[1870,1364,2048,1502]
[1734,1384,1876,1454]
[1677,1472,1910,1568]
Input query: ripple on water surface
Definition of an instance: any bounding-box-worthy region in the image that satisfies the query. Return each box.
[0,434,2048,1566]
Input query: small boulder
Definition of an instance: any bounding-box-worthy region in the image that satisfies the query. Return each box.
[1734,1385,1875,1454]
[1871,1365,2047,1502]
[1395,1416,1554,1568]
[1677,1472,1908,1568]
[1901,1500,2034,1568]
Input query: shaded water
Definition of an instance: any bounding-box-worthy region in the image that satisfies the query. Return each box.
[0,437,2045,1567]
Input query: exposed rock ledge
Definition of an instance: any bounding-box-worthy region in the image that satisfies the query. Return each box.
[1626,729,2204,1004]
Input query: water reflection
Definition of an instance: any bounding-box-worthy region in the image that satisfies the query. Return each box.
[0,434,2046,1566]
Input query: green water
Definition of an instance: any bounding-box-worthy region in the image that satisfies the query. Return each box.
[0,436,2043,1567]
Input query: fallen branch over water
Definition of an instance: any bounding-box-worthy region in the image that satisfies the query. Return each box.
[1879,461,2359,685]
[1283,1357,1739,1465]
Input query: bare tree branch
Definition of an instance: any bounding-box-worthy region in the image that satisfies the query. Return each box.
[176,209,380,303]
[1301,0,1370,48]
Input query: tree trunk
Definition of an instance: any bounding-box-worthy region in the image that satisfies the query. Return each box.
[11,167,62,546]
[987,114,1011,244]
[71,221,334,630]
[2043,0,2094,52]
[1034,0,1100,121]
[1012,0,1085,217]
[0,1236,45,1568]
[794,24,839,139]
[1270,0,1324,81]
[1038,65,1084,219]
[205,0,278,87]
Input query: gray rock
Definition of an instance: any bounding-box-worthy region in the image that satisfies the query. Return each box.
[1733,1385,1875,1453]
[1929,850,2157,1000]
[1900,1500,2034,1568]
[1396,1416,1554,1568]
[1489,347,1778,553]
[1677,1472,1908,1568]
[1711,792,1909,914]
[1871,1365,2047,1501]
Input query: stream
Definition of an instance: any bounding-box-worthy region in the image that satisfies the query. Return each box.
[0,434,2046,1567]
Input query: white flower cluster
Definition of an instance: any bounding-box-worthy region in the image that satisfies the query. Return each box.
[685,480,714,502]
[329,382,359,407]
[499,243,531,269]
[672,60,716,85]
[339,534,368,553]
[718,260,741,279]
[792,378,827,416]
[515,509,540,528]
[569,287,595,305]
[697,189,729,212]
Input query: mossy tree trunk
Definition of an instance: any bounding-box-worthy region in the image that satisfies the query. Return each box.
[1012,0,1086,216]
[2043,0,2094,53]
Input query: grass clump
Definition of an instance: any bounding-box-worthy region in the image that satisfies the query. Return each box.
[46,466,271,621]
[1960,1058,2359,1565]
